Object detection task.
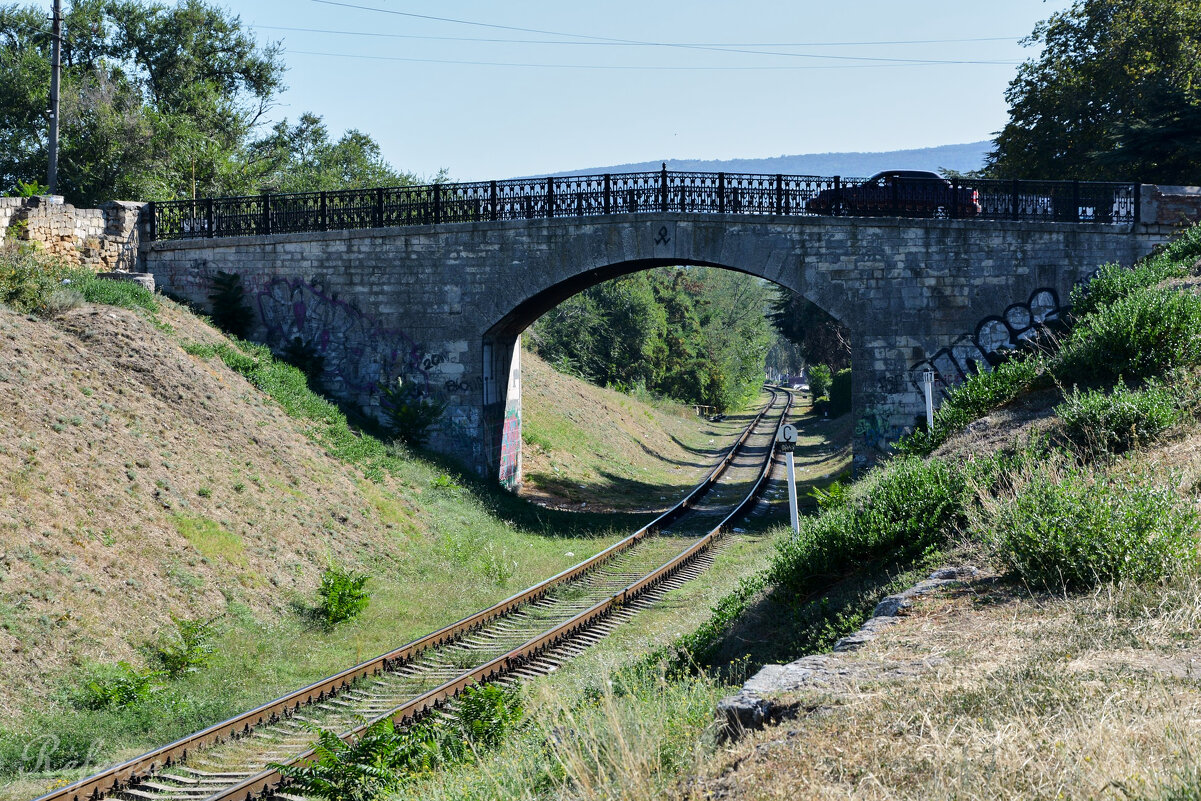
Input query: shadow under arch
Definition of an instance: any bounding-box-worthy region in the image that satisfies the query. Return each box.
[478,256,843,488]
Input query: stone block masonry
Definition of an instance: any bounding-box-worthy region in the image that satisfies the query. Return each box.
[142,203,1185,482]
[0,195,144,272]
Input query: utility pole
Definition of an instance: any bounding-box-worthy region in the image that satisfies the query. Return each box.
[47,0,63,195]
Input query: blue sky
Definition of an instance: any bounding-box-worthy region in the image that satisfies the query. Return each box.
[40,1,1075,180]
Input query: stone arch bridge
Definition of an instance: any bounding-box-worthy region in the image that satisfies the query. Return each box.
[139,172,1196,484]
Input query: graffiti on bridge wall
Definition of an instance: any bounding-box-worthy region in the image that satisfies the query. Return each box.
[908,288,1063,397]
[498,406,521,488]
[255,277,429,398]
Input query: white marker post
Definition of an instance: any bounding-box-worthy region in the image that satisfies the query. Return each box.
[776,423,800,534]
[921,370,936,430]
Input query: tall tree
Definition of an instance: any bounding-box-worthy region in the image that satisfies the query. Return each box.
[0,0,285,204]
[246,113,417,193]
[768,289,851,372]
[987,0,1201,183]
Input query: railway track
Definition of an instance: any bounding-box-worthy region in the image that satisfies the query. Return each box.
[38,387,792,801]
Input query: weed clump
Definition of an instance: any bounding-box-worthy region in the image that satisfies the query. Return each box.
[68,662,161,711]
[985,465,1198,592]
[1057,378,1184,456]
[147,616,219,679]
[316,566,371,627]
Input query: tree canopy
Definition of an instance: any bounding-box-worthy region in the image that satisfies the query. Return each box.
[987,0,1201,184]
[0,0,414,205]
[529,267,778,411]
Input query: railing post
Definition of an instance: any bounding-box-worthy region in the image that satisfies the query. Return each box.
[319,192,328,231]
[775,174,783,215]
[546,176,554,218]
[833,176,841,215]
[1072,180,1080,222]
[147,200,157,241]
[206,197,215,237]
[718,172,725,214]
[1133,182,1142,225]
[660,163,668,213]
[374,187,384,228]
[433,183,442,225]
[261,192,271,236]
[629,187,637,213]
[490,180,497,221]
[891,176,900,215]
[603,174,611,214]
[1011,179,1020,221]
[950,178,959,219]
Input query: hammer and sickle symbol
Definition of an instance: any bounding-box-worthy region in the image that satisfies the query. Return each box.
[653,225,670,246]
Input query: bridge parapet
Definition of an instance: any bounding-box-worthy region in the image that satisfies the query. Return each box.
[144,168,1147,243]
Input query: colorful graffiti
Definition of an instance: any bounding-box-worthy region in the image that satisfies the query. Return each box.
[909,287,1063,397]
[853,404,911,470]
[255,277,426,397]
[498,407,521,489]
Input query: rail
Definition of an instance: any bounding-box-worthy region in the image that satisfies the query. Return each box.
[36,388,790,801]
[146,168,1140,241]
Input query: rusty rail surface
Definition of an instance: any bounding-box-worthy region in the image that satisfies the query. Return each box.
[36,388,789,801]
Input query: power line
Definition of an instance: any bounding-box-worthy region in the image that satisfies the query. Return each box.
[288,49,1019,70]
[306,1,1018,65]
[255,24,1022,48]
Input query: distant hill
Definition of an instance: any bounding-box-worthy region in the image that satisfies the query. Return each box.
[544,141,992,180]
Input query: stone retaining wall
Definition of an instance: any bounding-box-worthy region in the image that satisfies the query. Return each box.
[0,196,144,271]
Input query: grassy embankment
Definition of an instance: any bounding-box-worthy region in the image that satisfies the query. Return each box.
[519,349,751,512]
[0,240,766,800]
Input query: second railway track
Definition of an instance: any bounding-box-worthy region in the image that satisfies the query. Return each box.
[39,387,792,801]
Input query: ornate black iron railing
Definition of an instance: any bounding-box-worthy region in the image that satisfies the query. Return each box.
[146,167,1140,242]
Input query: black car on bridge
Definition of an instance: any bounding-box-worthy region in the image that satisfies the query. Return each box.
[805,170,981,218]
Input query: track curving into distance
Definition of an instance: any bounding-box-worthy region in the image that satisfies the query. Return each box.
[37,388,792,801]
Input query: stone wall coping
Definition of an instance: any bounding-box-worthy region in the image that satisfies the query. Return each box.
[1155,185,1201,197]
[142,212,1139,252]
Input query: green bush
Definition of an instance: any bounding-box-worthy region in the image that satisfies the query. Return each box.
[829,367,852,416]
[989,466,1198,592]
[1057,378,1183,456]
[0,243,159,316]
[450,684,525,750]
[1070,224,1201,318]
[898,355,1045,456]
[316,566,371,627]
[807,364,832,398]
[770,457,968,597]
[1055,287,1201,386]
[380,379,446,448]
[0,243,60,313]
[68,662,161,711]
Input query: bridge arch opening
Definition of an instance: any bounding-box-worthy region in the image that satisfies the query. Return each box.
[479,258,850,493]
